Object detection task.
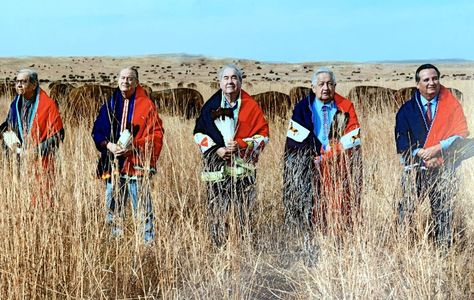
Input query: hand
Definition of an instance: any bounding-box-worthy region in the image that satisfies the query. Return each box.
[225,140,238,153]
[424,157,442,168]
[423,144,442,160]
[216,146,233,161]
[107,142,129,157]
[417,144,441,161]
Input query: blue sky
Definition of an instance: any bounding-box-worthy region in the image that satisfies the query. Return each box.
[1,0,473,62]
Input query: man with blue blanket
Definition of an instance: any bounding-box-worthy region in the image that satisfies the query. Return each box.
[395,64,472,248]
[92,67,164,243]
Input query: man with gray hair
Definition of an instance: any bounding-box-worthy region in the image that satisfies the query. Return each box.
[283,67,362,239]
[92,67,164,243]
[1,69,64,204]
[193,64,269,246]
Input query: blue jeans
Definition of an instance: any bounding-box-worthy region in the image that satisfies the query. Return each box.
[105,177,155,242]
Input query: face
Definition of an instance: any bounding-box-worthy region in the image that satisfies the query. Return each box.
[219,67,242,97]
[15,72,37,99]
[118,69,138,98]
[416,68,440,100]
[312,72,336,103]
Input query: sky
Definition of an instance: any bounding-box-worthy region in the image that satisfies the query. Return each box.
[1,0,473,63]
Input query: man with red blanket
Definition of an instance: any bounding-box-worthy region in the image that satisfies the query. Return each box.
[395,64,470,247]
[193,64,269,246]
[284,67,362,240]
[92,67,164,243]
[1,69,64,203]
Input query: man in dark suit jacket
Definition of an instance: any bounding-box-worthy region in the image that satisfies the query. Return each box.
[395,63,471,248]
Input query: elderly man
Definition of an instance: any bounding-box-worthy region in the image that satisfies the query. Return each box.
[395,64,471,248]
[92,67,164,243]
[193,64,269,246]
[283,67,362,238]
[1,69,64,203]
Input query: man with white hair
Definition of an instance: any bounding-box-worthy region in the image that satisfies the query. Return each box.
[1,69,64,204]
[92,67,164,243]
[193,64,269,246]
[283,67,362,237]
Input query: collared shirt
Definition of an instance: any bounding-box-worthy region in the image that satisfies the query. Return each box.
[311,97,337,148]
[412,93,461,157]
[419,93,438,123]
[222,91,241,128]
[21,97,35,131]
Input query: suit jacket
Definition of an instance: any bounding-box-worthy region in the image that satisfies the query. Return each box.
[395,86,468,164]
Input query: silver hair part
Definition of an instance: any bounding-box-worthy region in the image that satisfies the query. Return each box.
[120,67,139,81]
[311,67,336,85]
[218,64,243,82]
[18,69,39,85]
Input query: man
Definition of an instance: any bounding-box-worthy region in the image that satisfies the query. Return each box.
[193,64,269,246]
[395,64,470,247]
[283,67,362,237]
[92,67,164,243]
[1,69,64,203]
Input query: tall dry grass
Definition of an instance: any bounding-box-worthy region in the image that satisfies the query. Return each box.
[0,79,473,299]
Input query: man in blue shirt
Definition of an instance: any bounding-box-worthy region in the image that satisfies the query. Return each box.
[395,64,470,248]
[284,67,362,238]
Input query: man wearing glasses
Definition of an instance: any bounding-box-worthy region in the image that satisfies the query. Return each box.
[283,67,362,242]
[1,69,64,204]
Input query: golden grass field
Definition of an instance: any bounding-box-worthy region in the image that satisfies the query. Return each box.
[0,56,473,299]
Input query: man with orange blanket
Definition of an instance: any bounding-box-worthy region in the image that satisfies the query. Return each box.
[1,69,64,203]
[193,64,269,246]
[284,67,362,238]
[395,64,470,247]
[92,67,164,243]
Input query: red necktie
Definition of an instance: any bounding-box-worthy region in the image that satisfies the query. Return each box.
[426,102,432,127]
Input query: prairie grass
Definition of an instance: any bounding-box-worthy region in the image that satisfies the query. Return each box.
[0,79,473,299]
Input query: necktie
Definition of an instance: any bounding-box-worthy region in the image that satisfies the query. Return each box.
[120,98,129,133]
[426,102,432,127]
[22,98,32,137]
[322,105,329,141]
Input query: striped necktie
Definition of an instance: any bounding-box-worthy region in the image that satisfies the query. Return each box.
[322,105,329,141]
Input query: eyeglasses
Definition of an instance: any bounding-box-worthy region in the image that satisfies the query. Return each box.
[317,81,335,88]
[15,79,30,85]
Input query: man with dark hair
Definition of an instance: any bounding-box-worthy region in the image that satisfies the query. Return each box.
[193,64,269,246]
[92,67,164,243]
[1,69,64,204]
[415,63,440,82]
[395,63,471,247]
